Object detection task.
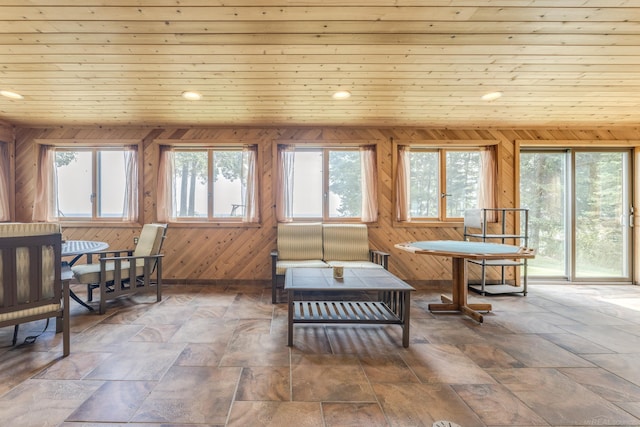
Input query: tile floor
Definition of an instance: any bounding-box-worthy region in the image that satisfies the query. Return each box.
[1,280,640,426]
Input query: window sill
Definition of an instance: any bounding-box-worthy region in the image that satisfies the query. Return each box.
[393,220,464,228]
[167,221,261,228]
[55,221,141,228]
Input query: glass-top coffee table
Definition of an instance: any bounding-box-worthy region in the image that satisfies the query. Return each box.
[284,268,415,348]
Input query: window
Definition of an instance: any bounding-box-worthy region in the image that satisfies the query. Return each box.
[159,146,259,222]
[396,145,492,222]
[48,146,138,221]
[276,145,377,222]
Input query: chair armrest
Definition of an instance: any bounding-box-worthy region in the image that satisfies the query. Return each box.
[369,249,390,270]
[99,253,163,263]
[83,249,134,262]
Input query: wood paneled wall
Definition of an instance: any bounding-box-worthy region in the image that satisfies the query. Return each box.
[12,126,640,282]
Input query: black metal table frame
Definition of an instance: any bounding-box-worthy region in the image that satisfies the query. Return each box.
[62,240,109,311]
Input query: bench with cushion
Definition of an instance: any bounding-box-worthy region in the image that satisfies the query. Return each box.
[0,223,69,356]
[271,223,389,303]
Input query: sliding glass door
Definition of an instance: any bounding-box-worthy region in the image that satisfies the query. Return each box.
[520,149,631,282]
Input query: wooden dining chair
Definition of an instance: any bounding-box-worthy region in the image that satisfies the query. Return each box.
[71,223,167,314]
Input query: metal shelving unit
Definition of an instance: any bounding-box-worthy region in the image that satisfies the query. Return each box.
[463,208,529,295]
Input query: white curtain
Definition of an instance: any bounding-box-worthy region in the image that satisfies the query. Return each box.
[360,145,378,223]
[123,146,139,222]
[395,145,411,222]
[33,145,57,222]
[276,145,295,222]
[479,146,498,222]
[242,145,260,223]
[0,142,10,221]
[156,145,175,222]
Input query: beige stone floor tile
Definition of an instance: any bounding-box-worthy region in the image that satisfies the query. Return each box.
[227,401,323,427]
[539,332,614,354]
[358,353,420,383]
[131,365,241,424]
[322,402,389,427]
[559,367,640,402]
[373,382,485,427]
[486,334,595,368]
[219,333,290,367]
[291,354,375,402]
[0,349,67,396]
[69,323,144,352]
[235,366,290,401]
[491,367,639,425]
[132,304,197,325]
[66,380,156,422]
[558,324,640,353]
[174,342,228,367]
[0,379,102,426]
[85,342,185,381]
[457,343,525,369]
[453,383,549,425]
[402,343,497,384]
[129,323,181,342]
[581,353,640,388]
[33,351,112,380]
[3,283,640,426]
[169,317,238,344]
[325,324,407,353]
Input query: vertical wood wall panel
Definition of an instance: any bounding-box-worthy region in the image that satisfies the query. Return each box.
[13,126,640,282]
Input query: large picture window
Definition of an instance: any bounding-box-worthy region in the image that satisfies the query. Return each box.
[33,145,139,222]
[276,145,378,222]
[158,146,259,223]
[396,145,495,222]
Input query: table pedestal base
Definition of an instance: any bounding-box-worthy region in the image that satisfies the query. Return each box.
[427,257,492,323]
[429,295,491,323]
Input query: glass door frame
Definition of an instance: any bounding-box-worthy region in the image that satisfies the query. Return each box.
[519,147,634,284]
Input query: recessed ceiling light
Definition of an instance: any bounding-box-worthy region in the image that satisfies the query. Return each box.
[1,90,24,100]
[332,90,351,100]
[481,91,503,101]
[181,91,202,100]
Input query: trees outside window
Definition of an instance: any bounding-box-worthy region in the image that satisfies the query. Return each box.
[405,148,481,221]
[170,149,250,220]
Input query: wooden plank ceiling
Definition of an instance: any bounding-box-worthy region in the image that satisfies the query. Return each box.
[1,0,640,127]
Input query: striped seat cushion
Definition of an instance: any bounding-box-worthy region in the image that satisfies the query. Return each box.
[275,260,329,276]
[0,304,60,322]
[72,261,144,284]
[325,260,384,269]
[322,224,370,262]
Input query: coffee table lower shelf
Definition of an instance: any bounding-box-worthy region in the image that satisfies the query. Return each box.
[288,299,410,347]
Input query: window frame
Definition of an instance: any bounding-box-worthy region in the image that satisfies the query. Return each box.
[274,142,379,223]
[169,147,250,223]
[393,140,498,226]
[37,140,142,225]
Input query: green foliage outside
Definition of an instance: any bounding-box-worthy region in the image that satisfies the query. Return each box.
[328,151,361,217]
[520,151,628,278]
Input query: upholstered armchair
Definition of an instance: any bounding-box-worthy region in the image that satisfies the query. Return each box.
[71,223,167,314]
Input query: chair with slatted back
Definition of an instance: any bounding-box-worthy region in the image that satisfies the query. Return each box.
[71,223,167,314]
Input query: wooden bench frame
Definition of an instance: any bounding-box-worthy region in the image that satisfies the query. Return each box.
[0,232,69,356]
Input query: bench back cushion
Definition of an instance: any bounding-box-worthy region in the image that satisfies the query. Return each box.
[277,223,323,261]
[0,223,61,318]
[322,224,370,261]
